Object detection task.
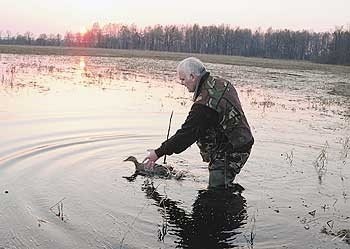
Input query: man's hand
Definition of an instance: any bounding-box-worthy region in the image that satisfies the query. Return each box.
[143,149,159,169]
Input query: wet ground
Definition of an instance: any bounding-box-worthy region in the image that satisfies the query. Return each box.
[0,53,349,249]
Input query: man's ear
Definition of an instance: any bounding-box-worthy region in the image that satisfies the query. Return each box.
[190,74,195,81]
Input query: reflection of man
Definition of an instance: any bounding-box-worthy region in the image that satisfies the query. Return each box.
[142,181,247,248]
[144,57,254,188]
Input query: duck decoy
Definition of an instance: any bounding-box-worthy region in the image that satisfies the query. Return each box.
[123,156,172,181]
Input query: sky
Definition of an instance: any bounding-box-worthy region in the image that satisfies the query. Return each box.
[1,0,350,36]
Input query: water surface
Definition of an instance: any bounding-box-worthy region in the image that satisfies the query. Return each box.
[0,54,349,248]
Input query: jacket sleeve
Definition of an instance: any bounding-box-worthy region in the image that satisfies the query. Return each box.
[155,103,219,157]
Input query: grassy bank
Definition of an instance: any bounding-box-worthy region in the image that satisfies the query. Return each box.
[0,44,349,73]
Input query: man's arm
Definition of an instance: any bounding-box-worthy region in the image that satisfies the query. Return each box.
[143,103,218,166]
[155,103,219,157]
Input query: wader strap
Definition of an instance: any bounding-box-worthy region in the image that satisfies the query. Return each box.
[224,152,227,189]
[215,82,230,110]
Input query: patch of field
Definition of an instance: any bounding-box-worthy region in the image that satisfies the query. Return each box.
[1,44,350,74]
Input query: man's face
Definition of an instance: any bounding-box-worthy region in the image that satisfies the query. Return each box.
[178,72,197,92]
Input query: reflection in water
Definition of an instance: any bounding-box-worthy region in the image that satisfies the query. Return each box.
[79,57,86,71]
[142,181,247,248]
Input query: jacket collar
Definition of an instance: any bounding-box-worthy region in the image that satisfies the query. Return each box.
[193,71,210,101]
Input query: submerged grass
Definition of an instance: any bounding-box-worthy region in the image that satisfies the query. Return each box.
[244,214,256,249]
[313,142,329,183]
[321,226,350,245]
[49,197,66,221]
[283,149,294,167]
[157,195,169,242]
[1,45,350,73]
[341,137,350,160]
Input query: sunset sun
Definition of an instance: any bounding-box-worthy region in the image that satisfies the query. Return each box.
[80,26,87,34]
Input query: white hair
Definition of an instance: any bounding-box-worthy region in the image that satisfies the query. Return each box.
[177,57,206,79]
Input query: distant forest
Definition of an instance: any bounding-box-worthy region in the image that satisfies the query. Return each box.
[1,23,350,65]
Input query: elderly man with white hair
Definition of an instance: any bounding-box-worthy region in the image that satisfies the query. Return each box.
[144,57,254,188]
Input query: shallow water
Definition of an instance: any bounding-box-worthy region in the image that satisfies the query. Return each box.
[0,54,349,249]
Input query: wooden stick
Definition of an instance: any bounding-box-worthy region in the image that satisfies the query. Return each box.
[163,111,174,164]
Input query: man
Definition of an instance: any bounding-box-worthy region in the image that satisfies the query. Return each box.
[144,57,254,188]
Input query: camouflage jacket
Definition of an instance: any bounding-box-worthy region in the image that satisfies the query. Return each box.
[194,74,254,162]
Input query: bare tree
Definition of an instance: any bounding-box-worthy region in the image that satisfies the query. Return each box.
[2,23,350,65]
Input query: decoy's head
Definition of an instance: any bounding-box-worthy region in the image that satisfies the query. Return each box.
[123,156,138,164]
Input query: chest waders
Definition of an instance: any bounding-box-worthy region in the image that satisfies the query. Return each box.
[194,75,253,189]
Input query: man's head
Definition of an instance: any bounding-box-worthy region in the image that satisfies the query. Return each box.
[177,57,206,92]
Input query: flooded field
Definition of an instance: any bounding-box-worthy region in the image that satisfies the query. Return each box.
[0,53,349,249]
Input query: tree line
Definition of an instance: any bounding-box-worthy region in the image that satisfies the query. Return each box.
[1,23,349,65]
